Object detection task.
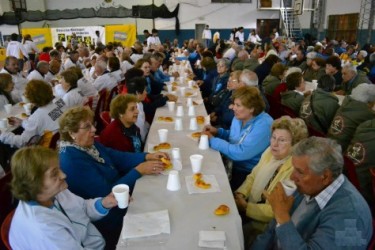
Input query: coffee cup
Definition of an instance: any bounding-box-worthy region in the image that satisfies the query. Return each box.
[198,134,209,150]
[167,170,181,191]
[190,154,203,173]
[167,101,175,112]
[174,118,183,131]
[158,129,168,143]
[112,184,130,209]
[189,117,198,130]
[281,179,297,196]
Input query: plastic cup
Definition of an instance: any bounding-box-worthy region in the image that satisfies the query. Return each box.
[189,117,198,130]
[171,148,181,160]
[166,170,181,191]
[167,101,175,112]
[198,134,209,150]
[176,106,184,117]
[190,154,203,173]
[180,87,186,96]
[166,84,173,93]
[281,180,297,196]
[112,184,129,209]
[158,129,168,143]
[312,79,318,89]
[188,80,194,88]
[4,104,12,114]
[174,118,183,131]
[24,103,33,115]
[170,76,175,83]
[0,119,8,129]
[186,97,193,107]
[188,106,196,117]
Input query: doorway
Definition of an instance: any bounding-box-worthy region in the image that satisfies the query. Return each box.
[195,24,206,44]
[257,19,280,39]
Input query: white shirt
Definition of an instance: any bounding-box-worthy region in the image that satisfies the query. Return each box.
[136,102,150,142]
[23,40,40,54]
[130,54,143,64]
[147,36,161,48]
[202,29,212,40]
[0,95,10,111]
[223,48,236,61]
[77,77,98,97]
[248,34,262,44]
[0,68,28,97]
[110,69,124,82]
[44,71,58,86]
[121,60,133,74]
[6,41,28,59]
[63,58,77,70]
[235,31,244,43]
[27,70,45,81]
[63,88,87,108]
[93,73,117,91]
[0,98,66,148]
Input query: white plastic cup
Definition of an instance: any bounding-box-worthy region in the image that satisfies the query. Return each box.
[158,129,169,143]
[189,117,198,130]
[0,119,8,129]
[312,79,318,89]
[180,86,186,96]
[167,101,175,112]
[171,148,181,160]
[176,106,184,117]
[204,115,211,125]
[166,170,181,191]
[174,118,183,131]
[281,180,297,196]
[188,80,194,88]
[166,84,173,93]
[190,154,203,173]
[21,95,29,103]
[186,97,193,107]
[188,106,196,117]
[112,184,129,209]
[170,76,175,83]
[4,104,12,114]
[198,134,209,150]
[24,103,33,115]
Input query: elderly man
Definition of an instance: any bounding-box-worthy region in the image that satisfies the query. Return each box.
[232,50,250,71]
[63,50,80,70]
[240,69,269,112]
[44,59,62,86]
[27,61,49,81]
[92,60,117,91]
[0,56,28,101]
[337,64,371,95]
[251,137,372,250]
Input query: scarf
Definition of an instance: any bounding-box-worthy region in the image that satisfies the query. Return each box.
[59,140,105,164]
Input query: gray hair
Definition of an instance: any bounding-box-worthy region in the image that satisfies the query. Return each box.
[292,137,343,179]
[342,64,357,75]
[306,51,317,59]
[240,69,258,87]
[285,67,302,77]
[351,83,375,103]
[36,61,49,70]
[216,58,230,69]
[95,60,107,70]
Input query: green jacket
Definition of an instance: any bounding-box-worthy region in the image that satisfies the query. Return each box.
[262,75,281,95]
[345,119,375,210]
[328,96,375,151]
[303,67,325,82]
[342,74,371,95]
[299,89,340,133]
[281,90,304,114]
[243,58,260,71]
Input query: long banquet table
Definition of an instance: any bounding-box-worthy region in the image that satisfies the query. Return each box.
[117,84,244,249]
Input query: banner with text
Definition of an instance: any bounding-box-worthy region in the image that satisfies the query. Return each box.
[105,24,136,48]
[51,26,105,48]
[21,28,52,50]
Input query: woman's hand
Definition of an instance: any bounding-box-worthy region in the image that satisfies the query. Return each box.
[8,117,22,127]
[101,193,118,209]
[196,80,204,86]
[135,161,165,175]
[234,192,247,213]
[165,94,178,102]
[202,125,218,138]
[146,152,169,161]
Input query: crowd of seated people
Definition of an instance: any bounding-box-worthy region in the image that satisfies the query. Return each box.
[1,30,374,249]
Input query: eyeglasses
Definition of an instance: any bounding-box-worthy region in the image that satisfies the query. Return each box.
[271,136,291,145]
[79,122,95,131]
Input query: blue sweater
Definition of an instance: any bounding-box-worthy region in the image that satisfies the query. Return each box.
[210,112,273,173]
[252,177,373,250]
[59,141,146,230]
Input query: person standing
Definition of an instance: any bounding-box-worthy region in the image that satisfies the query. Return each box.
[202,25,212,48]
[6,33,28,73]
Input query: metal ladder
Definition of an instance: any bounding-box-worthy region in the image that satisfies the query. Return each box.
[280,0,303,39]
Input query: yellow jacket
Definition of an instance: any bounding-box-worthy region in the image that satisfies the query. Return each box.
[236,147,293,232]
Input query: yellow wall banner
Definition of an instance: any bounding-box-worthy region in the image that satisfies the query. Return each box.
[20,28,52,50]
[105,24,136,47]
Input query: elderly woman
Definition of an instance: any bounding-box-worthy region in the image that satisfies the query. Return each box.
[303,57,326,82]
[134,58,163,95]
[262,62,286,95]
[60,70,87,108]
[328,83,375,151]
[233,116,308,248]
[196,56,218,98]
[58,106,167,249]
[99,94,142,152]
[203,86,273,190]
[0,73,15,109]
[0,80,66,148]
[9,146,117,249]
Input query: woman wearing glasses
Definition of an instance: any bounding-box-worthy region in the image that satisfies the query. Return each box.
[233,116,308,248]
[58,106,168,249]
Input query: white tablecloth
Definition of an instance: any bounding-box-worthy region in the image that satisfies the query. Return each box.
[117,84,244,249]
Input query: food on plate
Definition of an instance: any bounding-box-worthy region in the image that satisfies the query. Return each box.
[195,179,211,189]
[214,204,230,216]
[185,92,193,97]
[153,142,171,151]
[191,132,201,139]
[193,173,202,180]
[196,116,205,125]
[172,82,178,86]
[192,85,199,89]
[157,116,174,122]
[161,157,173,170]
[21,113,29,119]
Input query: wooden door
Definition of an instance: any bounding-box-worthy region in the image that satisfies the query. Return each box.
[257,19,280,39]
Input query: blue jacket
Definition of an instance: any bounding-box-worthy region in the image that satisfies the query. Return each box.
[153,69,170,83]
[210,112,273,173]
[59,141,146,230]
[200,68,219,98]
[252,177,373,250]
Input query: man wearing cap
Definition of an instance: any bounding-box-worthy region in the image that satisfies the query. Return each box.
[251,137,372,250]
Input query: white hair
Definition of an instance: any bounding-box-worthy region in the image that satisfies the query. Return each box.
[342,64,357,75]
[240,69,258,87]
[351,83,375,103]
[285,67,302,77]
[306,51,317,59]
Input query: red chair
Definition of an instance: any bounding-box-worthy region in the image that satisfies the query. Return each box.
[48,132,60,150]
[100,111,111,128]
[105,86,119,111]
[307,124,326,138]
[280,104,298,118]
[0,172,15,250]
[1,209,15,250]
[265,94,282,119]
[83,96,94,110]
[343,155,361,191]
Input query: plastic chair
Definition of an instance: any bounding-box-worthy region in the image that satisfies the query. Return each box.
[280,104,298,118]
[100,111,111,127]
[265,94,283,119]
[1,209,15,250]
[307,124,326,138]
[48,132,60,150]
